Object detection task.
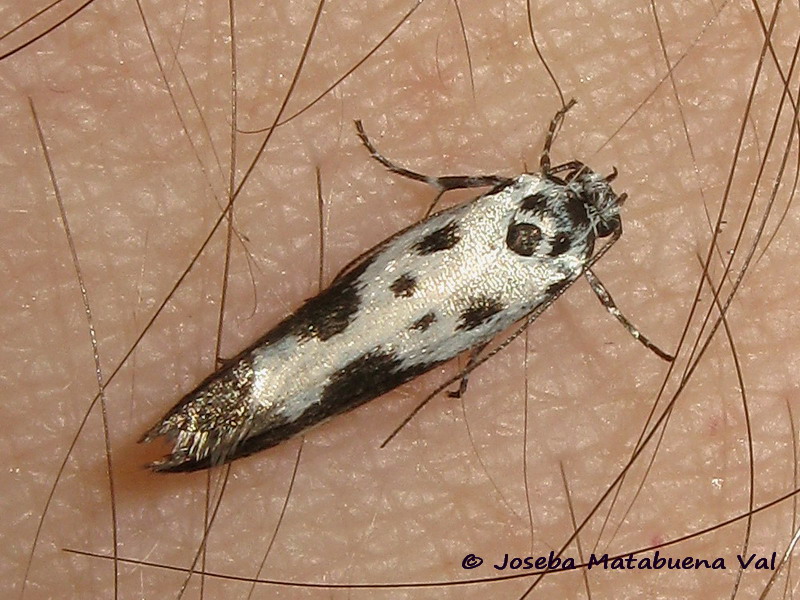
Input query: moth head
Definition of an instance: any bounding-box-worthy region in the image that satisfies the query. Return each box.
[569,169,625,239]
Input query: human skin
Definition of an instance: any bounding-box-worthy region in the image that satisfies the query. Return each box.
[3,0,800,598]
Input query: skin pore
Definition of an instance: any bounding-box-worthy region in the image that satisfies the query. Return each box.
[3,0,800,598]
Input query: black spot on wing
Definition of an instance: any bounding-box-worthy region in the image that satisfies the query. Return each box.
[294,283,360,341]
[257,253,375,345]
[457,296,504,331]
[564,191,589,228]
[410,312,436,332]
[413,220,460,255]
[506,223,542,256]
[548,232,572,257]
[321,349,423,406]
[390,273,417,297]
[519,192,548,213]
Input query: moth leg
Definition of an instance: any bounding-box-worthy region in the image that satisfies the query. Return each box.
[354,120,511,214]
[447,342,490,398]
[584,268,674,362]
[549,160,588,182]
[540,98,577,173]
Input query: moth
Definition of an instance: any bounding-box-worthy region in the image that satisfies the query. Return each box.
[141,100,672,472]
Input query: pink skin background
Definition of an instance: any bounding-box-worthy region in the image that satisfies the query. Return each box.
[3,0,800,598]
